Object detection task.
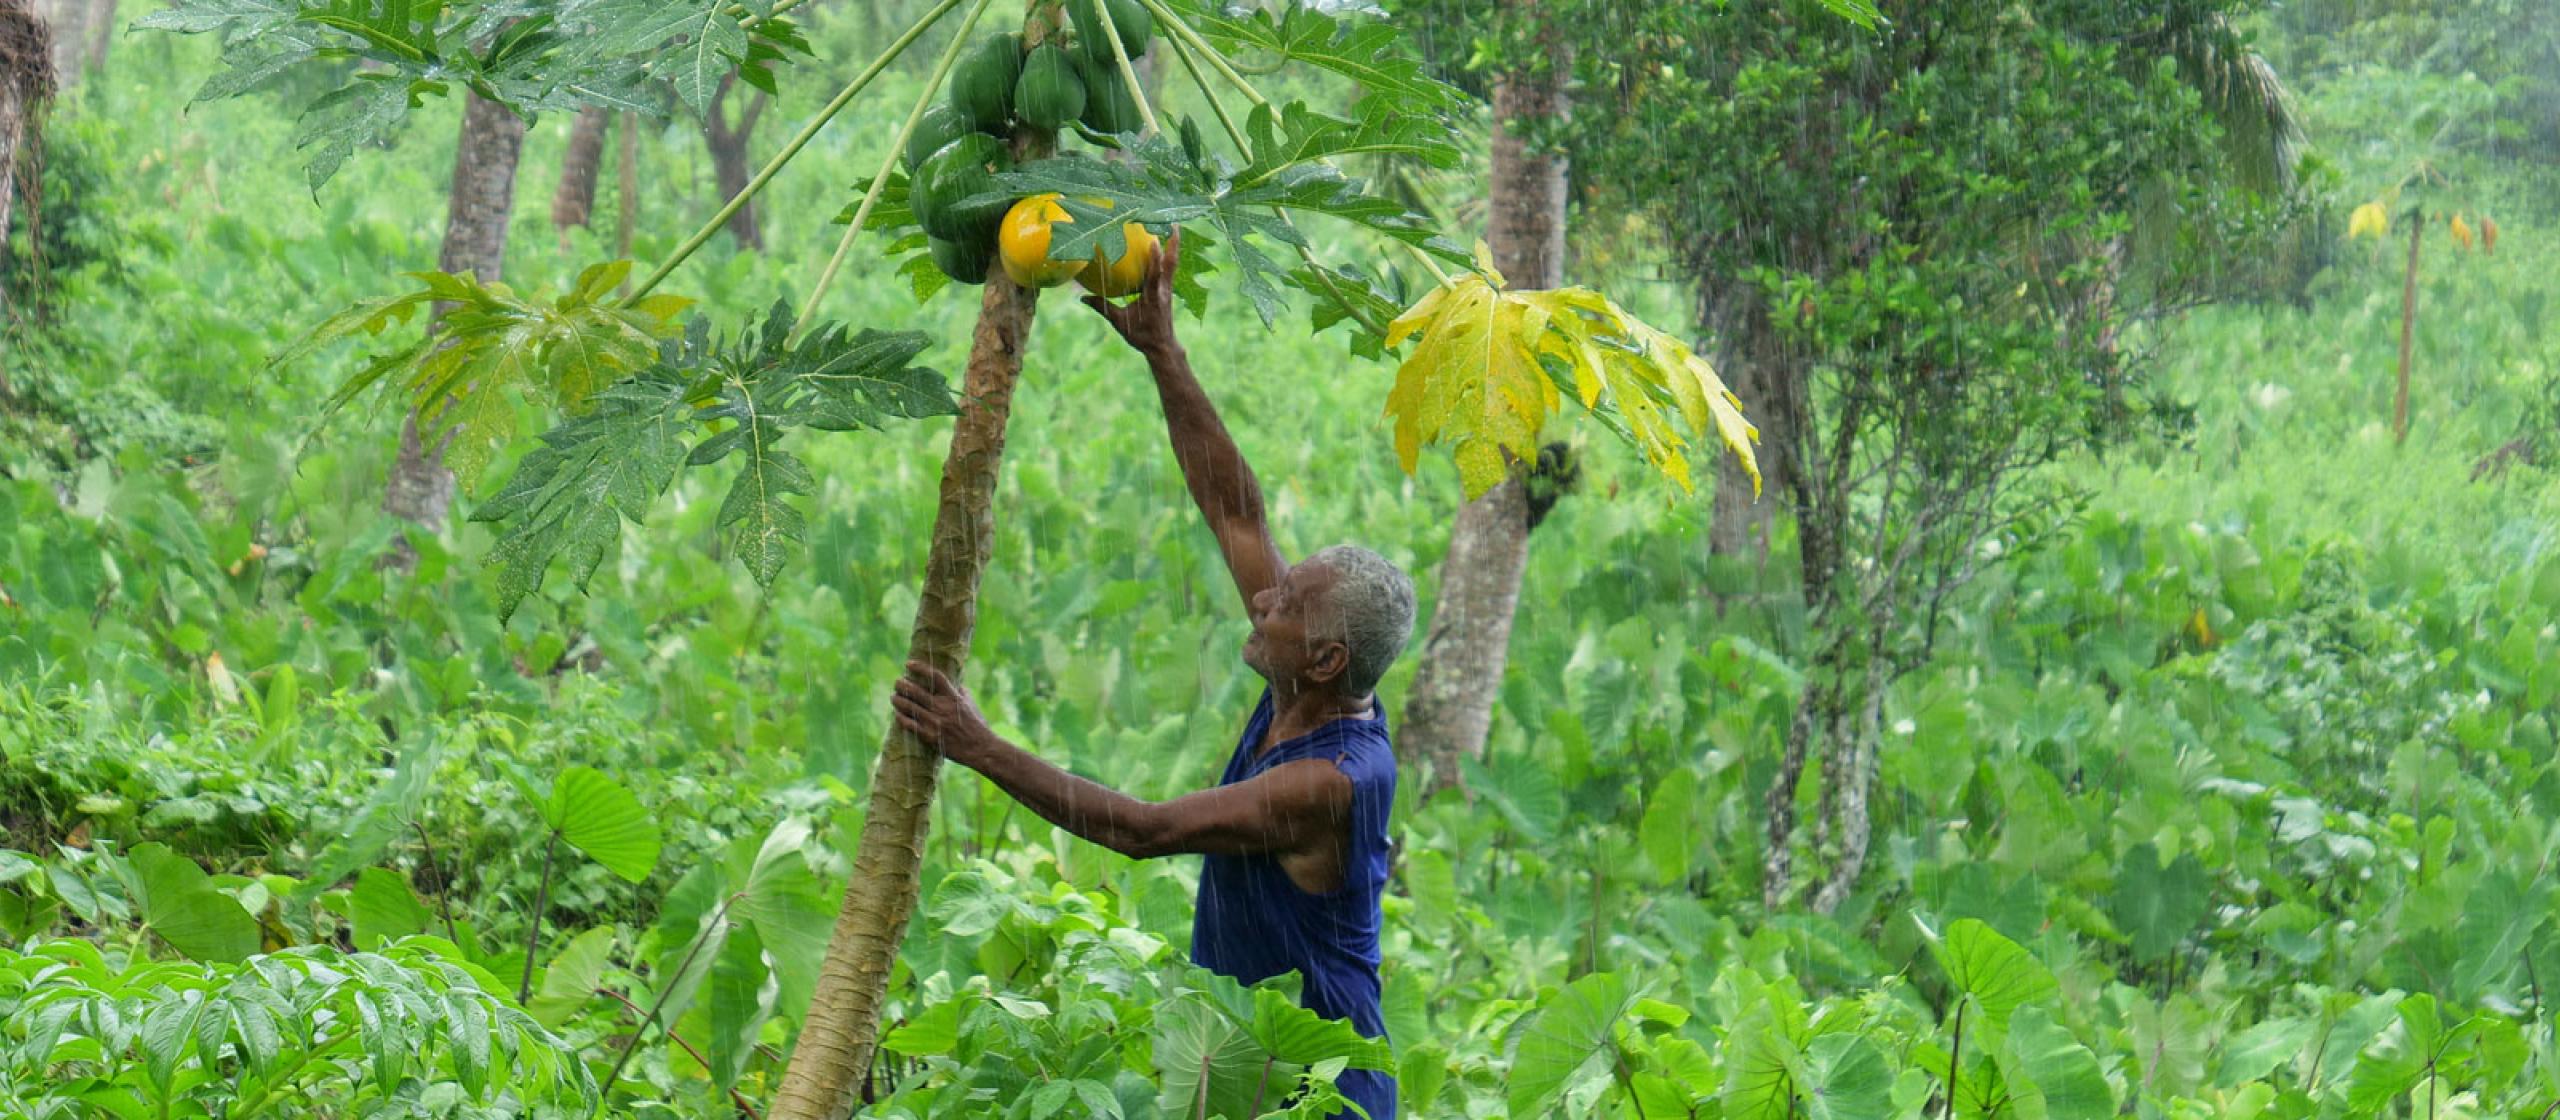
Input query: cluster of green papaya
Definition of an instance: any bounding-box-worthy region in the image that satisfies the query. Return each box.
[907,0,1155,285]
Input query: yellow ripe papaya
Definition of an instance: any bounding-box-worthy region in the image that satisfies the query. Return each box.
[998,193,1085,288]
[1077,222,1158,299]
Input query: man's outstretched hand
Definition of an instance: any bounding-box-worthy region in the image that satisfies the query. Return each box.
[891,660,998,767]
[1084,227,1182,359]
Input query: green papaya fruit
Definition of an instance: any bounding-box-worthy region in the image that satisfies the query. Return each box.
[929,234,996,285]
[1013,44,1086,131]
[1067,0,1150,67]
[914,133,1013,243]
[1079,52,1144,134]
[903,103,976,173]
[948,33,1023,132]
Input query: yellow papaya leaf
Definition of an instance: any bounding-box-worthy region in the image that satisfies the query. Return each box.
[2482,215,2499,254]
[1383,246,1761,500]
[1383,271,1556,498]
[2347,201,2389,241]
[2450,214,2474,251]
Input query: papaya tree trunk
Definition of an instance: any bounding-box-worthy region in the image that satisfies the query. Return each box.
[382,92,525,544]
[1399,34,1566,797]
[768,191,1043,1120]
[551,106,609,235]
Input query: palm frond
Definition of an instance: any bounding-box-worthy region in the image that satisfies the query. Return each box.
[2164,13,2304,196]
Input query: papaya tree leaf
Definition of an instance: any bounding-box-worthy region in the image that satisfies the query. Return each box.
[1176,0,1467,116]
[472,364,693,621]
[1381,257,1760,499]
[287,263,690,489]
[542,766,662,882]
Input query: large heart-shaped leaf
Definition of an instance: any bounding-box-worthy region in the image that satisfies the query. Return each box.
[2109,842,2211,962]
[542,766,662,882]
[1918,916,2056,1034]
[130,843,259,963]
[1800,1034,1892,1120]
[1509,971,1636,1118]
[1999,1007,2114,1120]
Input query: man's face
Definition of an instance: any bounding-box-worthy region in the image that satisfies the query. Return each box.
[1243,560,1347,691]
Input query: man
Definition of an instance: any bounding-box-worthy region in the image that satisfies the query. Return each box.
[890,230,1413,1119]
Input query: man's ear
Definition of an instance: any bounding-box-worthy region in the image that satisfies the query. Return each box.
[1309,641,1350,687]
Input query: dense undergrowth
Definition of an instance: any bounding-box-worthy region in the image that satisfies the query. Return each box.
[4,11,2560,1120]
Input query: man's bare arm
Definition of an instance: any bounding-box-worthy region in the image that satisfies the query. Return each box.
[891,663,1347,859]
[1087,230,1285,611]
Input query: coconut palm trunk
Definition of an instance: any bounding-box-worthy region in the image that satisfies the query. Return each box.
[1400,33,1566,796]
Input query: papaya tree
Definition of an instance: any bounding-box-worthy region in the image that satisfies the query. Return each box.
[145,0,1759,1112]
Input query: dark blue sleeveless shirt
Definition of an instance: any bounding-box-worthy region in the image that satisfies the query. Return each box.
[1191,688,1398,1120]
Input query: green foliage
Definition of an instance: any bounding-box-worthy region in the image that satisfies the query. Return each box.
[472,300,953,616]
[0,936,595,1115]
[137,0,812,187]
[16,8,2560,1120]
[985,118,1459,330]
[285,260,693,490]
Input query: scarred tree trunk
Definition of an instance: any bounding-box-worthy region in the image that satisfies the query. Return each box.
[382,92,526,542]
[768,117,1053,1120]
[551,106,608,235]
[702,72,768,250]
[1399,37,1566,797]
[2,0,55,271]
[1706,292,1797,565]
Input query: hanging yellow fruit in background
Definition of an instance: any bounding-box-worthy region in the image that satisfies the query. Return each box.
[2348,201,2389,240]
[2450,214,2475,251]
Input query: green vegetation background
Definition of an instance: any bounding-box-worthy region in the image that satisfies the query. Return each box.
[5,4,2560,1117]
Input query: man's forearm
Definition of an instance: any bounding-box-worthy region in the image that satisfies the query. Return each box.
[1144,343,1267,532]
[954,736,1165,859]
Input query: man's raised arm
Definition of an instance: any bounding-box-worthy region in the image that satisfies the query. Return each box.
[1086,231,1285,613]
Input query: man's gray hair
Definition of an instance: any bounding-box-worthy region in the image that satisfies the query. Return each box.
[1308,544,1417,698]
